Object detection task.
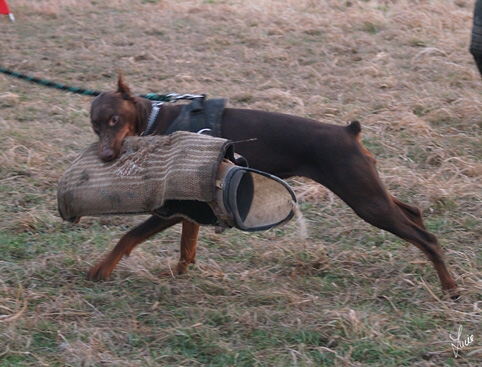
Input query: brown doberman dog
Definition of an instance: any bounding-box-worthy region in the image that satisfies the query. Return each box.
[86,75,459,299]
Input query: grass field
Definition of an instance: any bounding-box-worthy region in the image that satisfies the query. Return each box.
[1,0,482,365]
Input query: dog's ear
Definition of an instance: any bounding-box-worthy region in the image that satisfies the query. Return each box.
[116,72,135,102]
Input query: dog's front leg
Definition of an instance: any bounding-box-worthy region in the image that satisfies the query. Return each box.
[87,216,183,280]
[173,220,200,275]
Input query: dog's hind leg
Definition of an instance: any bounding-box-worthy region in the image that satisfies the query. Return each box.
[321,161,459,298]
[303,124,459,297]
[390,197,458,298]
[391,196,427,229]
[87,216,183,280]
[354,194,458,298]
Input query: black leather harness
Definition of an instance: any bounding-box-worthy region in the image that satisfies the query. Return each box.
[165,97,226,137]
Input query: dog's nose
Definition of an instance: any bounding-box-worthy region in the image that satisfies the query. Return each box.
[99,148,117,162]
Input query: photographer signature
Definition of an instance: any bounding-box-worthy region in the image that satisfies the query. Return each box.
[449,325,474,358]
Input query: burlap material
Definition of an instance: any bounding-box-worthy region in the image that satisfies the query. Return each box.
[57,131,230,221]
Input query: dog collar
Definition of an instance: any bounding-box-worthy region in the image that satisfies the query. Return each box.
[142,101,163,136]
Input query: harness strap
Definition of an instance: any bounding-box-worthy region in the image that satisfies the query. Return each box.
[143,97,226,137]
[165,97,226,137]
[142,101,163,136]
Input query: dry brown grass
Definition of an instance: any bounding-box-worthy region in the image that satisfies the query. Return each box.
[1,0,482,366]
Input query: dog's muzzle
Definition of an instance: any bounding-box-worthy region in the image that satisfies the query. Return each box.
[57,131,296,231]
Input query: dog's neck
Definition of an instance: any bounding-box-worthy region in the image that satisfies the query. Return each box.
[134,96,165,135]
[142,101,163,136]
[134,96,183,136]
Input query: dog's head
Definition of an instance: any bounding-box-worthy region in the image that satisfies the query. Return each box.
[90,75,139,162]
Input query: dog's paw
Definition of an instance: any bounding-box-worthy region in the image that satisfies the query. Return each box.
[86,264,112,281]
[445,288,461,301]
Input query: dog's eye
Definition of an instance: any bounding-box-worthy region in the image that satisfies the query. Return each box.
[109,116,119,127]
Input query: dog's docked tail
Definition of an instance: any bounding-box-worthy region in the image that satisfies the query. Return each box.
[347,120,374,159]
[347,120,362,135]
